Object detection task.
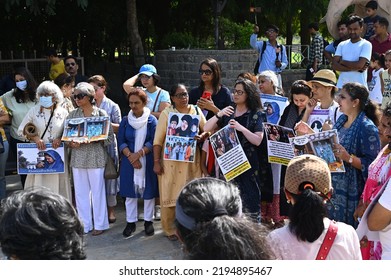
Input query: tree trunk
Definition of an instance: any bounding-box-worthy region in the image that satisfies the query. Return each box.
[126,0,145,67]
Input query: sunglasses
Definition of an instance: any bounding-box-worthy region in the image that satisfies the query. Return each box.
[174,92,189,99]
[199,69,213,76]
[65,62,76,67]
[73,93,88,100]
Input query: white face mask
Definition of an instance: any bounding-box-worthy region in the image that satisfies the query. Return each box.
[39,96,54,108]
[16,80,27,91]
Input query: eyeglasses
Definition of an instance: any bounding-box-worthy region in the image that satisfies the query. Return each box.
[73,93,88,100]
[174,92,189,98]
[199,69,213,76]
[93,86,102,91]
[232,89,245,95]
[65,62,76,67]
[266,29,276,34]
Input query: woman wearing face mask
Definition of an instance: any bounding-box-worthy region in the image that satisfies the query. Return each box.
[0,67,38,187]
[17,81,71,201]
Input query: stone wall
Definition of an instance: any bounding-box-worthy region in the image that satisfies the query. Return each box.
[154,49,306,95]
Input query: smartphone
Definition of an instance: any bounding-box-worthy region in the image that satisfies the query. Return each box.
[202,91,212,100]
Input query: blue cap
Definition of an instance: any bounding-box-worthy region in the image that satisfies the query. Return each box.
[139,64,157,76]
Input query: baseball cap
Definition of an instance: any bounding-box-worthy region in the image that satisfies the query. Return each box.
[284,154,332,196]
[138,64,157,76]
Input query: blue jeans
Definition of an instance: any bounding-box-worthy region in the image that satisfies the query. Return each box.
[0,140,9,200]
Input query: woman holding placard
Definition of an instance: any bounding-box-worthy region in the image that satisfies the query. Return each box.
[153,83,208,241]
[204,78,266,221]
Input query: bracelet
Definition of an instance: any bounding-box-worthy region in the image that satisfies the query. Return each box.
[141,148,145,157]
[138,150,142,157]
[215,112,222,120]
[154,159,161,162]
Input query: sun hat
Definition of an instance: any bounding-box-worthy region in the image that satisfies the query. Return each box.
[309,69,337,90]
[138,64,157,76]
[284,154,332,196]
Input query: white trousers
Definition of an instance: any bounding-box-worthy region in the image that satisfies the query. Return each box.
[73,167,109,232]
[125,198,154,223]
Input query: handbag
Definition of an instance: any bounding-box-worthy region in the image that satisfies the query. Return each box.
[316,220,338,260]
[104,151,119,179]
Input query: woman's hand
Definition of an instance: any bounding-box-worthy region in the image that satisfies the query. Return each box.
[294,121,314,136]
[195,131,211,141]
[33,136,46,150]
[217,106,235,118]
[69,140,81,149]
[333,143,349,162]
[127,152,140,164]
[229,119,244,132]
[132,159,142,169]
[52,138,62,149]
[197,97,216,112]
[305,98,317,114]
[354,200,368,222]
[153,160,164,175]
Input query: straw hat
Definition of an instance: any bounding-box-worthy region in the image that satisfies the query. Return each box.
[309,69,338,90]
[284,154,332,196]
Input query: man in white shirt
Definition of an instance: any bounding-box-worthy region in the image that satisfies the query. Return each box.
[332,15,372,89]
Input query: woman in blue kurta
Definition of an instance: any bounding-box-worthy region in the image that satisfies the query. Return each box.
[118,88,158,238]
[328,83,380,228]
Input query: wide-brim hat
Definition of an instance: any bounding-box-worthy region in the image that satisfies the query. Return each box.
[309,69,337,90]
[285,154,332,196]
[139,64,157,76]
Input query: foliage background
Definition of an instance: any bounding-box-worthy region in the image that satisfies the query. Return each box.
[1,0,337,63]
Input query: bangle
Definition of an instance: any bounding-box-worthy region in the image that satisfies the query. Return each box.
[154,159,161,162]
[138,150,142,157]
[141,149,145,157]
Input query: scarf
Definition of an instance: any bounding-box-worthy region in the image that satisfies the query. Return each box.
[127,107,150,196]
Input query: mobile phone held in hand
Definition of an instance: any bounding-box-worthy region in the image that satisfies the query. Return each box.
[202,91,211,100]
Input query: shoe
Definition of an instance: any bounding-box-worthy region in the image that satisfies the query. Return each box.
[123,222,136,238]
[167,234,178,241]
[154,205,161,221]
[144,221,154,236]
[91,229,104,236]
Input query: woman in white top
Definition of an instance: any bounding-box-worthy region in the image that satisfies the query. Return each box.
[268,154,362,260]
[302,69,342,130]
[123,64,170,119]
[17,81,71,201]
[368,179,391,260]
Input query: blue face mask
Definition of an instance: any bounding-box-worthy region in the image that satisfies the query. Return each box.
[16,80,27,91]
[39,96,54,108]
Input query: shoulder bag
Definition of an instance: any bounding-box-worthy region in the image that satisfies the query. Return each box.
[316,220,338,260]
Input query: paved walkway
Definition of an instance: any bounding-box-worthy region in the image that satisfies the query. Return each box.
[2,175,183,260]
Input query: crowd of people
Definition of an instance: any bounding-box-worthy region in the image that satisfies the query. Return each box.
[1,5,391,260]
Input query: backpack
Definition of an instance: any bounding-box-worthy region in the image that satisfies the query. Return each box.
[253,40,283,75]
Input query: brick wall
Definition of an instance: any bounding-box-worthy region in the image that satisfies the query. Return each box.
[154,49,305,95]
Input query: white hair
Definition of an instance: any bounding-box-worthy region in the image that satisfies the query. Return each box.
[74,82,95,97]
[36,80,64,104]
[258,70,279,89]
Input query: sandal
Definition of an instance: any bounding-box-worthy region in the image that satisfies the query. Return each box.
[92,229,104,236]
[167,234,178,241]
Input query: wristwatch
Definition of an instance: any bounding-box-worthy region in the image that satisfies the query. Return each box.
[215,112,222,120]
[348,154,354,164]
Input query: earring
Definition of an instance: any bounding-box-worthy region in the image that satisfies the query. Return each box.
[287,199,291,204]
